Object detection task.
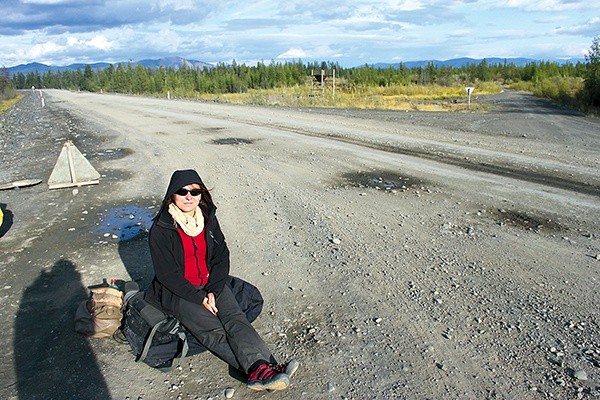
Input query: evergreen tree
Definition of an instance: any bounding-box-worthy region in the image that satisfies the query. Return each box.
[12,72,26,89]
[584,36,600,107]
[476,59,490,81]
[0,67,16,100]
[25,71,42,89]
[83,65,95,91]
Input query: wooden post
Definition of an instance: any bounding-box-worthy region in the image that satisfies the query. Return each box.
[66,141,78,185]
[332,69,336,98]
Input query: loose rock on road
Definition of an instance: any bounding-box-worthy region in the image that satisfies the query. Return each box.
[0,89,598,399]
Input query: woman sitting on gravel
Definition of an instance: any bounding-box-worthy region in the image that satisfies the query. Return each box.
[146,169,298,391]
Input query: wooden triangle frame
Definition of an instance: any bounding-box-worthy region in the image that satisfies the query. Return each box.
[48,140,100,189]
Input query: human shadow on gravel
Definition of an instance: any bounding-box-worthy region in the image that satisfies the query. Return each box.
[0,203,13,238]
[118,234,154,290]
[14,259,110,400]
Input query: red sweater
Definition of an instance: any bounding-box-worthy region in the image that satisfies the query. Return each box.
[177,228,209,286]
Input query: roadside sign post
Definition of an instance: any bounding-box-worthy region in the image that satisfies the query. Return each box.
[466,86,475,109]
[310,69,336,98]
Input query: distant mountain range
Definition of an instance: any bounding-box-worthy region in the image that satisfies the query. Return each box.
[4,56,585,76]
[372,57,585,69]
[4,57,213,76]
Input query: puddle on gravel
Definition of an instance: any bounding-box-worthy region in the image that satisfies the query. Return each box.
[489,208,566,233]
[338,170,426,192]
[211,137,255,145]
[95,205,156,241]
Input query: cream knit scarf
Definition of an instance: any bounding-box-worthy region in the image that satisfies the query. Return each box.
[168,203,204,237]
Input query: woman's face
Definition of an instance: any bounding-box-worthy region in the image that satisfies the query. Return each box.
[172,183,202,215]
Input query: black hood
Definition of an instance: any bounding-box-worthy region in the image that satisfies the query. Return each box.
[163,169,204,200]
[154,169,207,224]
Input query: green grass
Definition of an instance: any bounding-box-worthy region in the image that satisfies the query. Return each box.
[509,77,587,112]
[0,94,23,113]
[188,82,502,112]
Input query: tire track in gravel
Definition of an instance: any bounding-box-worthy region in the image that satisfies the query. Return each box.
[242,120,600,198]
[44,90,600,197]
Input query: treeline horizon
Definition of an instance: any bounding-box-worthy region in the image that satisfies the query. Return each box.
[8,58,588,92]
[4,37,600,111]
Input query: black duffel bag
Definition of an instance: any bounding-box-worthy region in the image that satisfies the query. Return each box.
[122,276,264,370]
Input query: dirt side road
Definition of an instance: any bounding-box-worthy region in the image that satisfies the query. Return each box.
[0,89,598,400]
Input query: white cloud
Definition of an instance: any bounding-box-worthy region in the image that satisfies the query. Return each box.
[389,0,426,12]
[88,35,114,50]
[276,44,342,61]
[503,0,585,11]
[554,16,600,36]
[21,0,74,4]
[20,41,61,60]
[158,0,196,11]
[66,37,79,46]
[4,34,117,65]
[277,48,308,59]
[66,35,115,50]
[148,28,183,51]
[446,28,473,39]
[1,0,597,66]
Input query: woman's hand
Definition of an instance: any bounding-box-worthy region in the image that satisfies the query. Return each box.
[202,292,218,315]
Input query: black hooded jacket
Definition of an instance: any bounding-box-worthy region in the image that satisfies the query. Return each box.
[146,169,230,314]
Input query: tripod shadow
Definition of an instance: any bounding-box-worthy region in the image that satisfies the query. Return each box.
[14,259,110,399]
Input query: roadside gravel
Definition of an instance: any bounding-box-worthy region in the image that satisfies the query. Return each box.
[0,89,598,400]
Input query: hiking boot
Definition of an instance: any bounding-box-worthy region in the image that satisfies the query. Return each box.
[272,358,300,378]
[246,363,290,391]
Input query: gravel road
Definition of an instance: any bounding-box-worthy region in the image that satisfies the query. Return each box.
[0,88,599,400]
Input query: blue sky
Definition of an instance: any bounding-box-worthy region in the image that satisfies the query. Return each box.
[1,0,598,67]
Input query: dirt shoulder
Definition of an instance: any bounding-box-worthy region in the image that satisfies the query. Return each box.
[0,89,598,400]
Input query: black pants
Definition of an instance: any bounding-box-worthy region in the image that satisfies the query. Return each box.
[175,285,275,373]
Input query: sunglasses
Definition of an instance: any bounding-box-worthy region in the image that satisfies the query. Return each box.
[174,188,202,196]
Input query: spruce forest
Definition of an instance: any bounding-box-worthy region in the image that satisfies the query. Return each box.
[4,36,600,113]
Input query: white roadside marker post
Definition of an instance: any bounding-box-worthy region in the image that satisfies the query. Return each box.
[466,86,475,109]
